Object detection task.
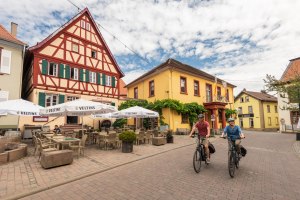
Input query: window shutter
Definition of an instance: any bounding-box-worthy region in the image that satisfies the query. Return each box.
[65,65,70,79]
[0,49,11,74]
[38,92,45,107]
[41,59,48,75]
[79,69,84,81]
[102,74,106,85]
[59,64,64,78]
[85,70,89,82]
[112,76,116,88]
[59,94,65,104]
[97,73,101,85]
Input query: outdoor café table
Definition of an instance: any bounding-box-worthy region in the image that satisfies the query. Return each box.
[50,137,80,150]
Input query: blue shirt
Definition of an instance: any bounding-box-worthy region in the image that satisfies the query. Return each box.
[224,125,242,140]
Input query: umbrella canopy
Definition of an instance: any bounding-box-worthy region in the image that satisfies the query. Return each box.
[110,106,159,118]
[0,99,43,116]
[40,99,117,117]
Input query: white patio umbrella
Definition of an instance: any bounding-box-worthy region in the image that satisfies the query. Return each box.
[108,106,159,129]
[40,99,117,130]
[0,99,43,116]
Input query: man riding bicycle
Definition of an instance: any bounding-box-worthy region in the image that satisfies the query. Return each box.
[221,118,245,155]
[189,114,210,163]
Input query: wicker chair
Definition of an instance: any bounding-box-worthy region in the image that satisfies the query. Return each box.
[37,138,57,161]
[104,133,116,150]
[135,132,145,145]
[69,134,88,158]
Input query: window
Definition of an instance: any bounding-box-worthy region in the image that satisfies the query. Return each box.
[106,75,111,86]
[226,89,229,101]
[275,117,279,125]
[268,117,271,125]
[134,87,138,99]
[149,80,155,97]
[81,20,85,29]
[0,49,11,74]
[217,87,221,100]
[238,107,243,114]
[194,80,199,96]
[206,84,212,102]
[180,77,187,94]
[67,96,79,102]
[48,63,58,76]
[245,96,249,102]
[249,118,254,128]
[181,113,189,124]
[267,105,270,113]
[86,22,90,31]
[275,106,278,113]
[240,97,244,103]
[248,106,253,114]
[72,43,79,53]
[70,68,78,80]
[291,111,299,124]
[45,94,58,107]
[89,72,96,83]
[91,50,97,58]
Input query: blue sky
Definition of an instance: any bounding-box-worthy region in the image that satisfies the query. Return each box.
[1,0,300,95]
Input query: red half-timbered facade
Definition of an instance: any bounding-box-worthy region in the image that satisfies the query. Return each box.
[22,8,124,110]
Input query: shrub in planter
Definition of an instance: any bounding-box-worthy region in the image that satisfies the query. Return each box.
[166,130,174,143]
[119,131,136,153]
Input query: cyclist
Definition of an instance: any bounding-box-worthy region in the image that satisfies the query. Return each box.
[221,118,245,155]
[189,114,211,163]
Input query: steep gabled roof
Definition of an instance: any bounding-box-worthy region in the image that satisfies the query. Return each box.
[126,58,235,88]
[0,24,26,46]
[235,89,277,102]
[280,57,300,82]
[29,8,124,77]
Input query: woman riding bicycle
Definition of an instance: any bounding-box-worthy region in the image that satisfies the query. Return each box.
[221,118,245,155]
[189,114,211,163]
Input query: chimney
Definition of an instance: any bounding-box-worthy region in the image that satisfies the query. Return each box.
[11,22,18,37]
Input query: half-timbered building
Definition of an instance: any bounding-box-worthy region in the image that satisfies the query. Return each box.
[21,8,124,129]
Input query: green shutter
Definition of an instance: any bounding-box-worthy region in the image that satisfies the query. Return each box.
[97,73,101,85]
[38,92,45,107]
[112,76,116,88]
[65,65,70,79]
[41,59,48,75]
[59,94,65,104]
[79,69,84,81]
[85,70,89,82]
[102,74,106,85]
[111,102,115,106]
[59,64,64,78]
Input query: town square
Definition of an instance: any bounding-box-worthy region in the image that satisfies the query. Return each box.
[0,1,300,200]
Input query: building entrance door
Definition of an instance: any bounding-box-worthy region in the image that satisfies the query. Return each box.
[67,116,78,124]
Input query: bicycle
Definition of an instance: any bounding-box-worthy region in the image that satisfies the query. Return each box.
[221,136,244,178]
[192,134,209,173]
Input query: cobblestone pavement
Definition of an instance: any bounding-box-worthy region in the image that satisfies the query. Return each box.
[0,135,195,199]
[19,131,300,200]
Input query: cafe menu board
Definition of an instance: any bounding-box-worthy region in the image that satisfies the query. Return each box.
[33,116,49,122]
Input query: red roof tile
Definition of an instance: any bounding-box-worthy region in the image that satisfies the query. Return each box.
[280,58,300,82]
[119,79,127,96]
[0,24,26,45]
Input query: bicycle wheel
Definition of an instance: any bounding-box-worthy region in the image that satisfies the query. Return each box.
[235,152,239,169]
[228,152,235,178]
[193,149,202,173]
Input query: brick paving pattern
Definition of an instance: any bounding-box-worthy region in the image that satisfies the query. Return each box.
[17,131,300,200]
[0,135,194,199]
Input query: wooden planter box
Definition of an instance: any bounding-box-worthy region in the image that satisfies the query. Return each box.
[152,137,167,146]
[0,152,8,164]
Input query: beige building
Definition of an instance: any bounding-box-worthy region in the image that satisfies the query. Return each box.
[0,23,27,129]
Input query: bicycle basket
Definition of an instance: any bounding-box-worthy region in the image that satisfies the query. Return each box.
[208,143,215,154]
[241,146,247,157]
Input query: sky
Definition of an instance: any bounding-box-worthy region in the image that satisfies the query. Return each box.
[1,0,300,95]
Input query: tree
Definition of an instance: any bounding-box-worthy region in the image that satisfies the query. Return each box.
[264,74,300,111]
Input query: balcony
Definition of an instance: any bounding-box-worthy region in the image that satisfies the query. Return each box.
[204,95,229,103]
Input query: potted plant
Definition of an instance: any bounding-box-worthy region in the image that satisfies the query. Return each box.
[166,130,174,143]
[119,131,136,153]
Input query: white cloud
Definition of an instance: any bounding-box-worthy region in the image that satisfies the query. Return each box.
[1,0,300,95]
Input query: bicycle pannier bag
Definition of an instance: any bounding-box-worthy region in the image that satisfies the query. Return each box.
[208,143,215,154]
[241,146,247,157]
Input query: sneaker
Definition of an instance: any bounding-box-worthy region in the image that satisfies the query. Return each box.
[206,158,210,164]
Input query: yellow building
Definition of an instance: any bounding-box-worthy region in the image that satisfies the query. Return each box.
[234,89,279,131]
[0,23,27,129]
[126,59,235,131]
